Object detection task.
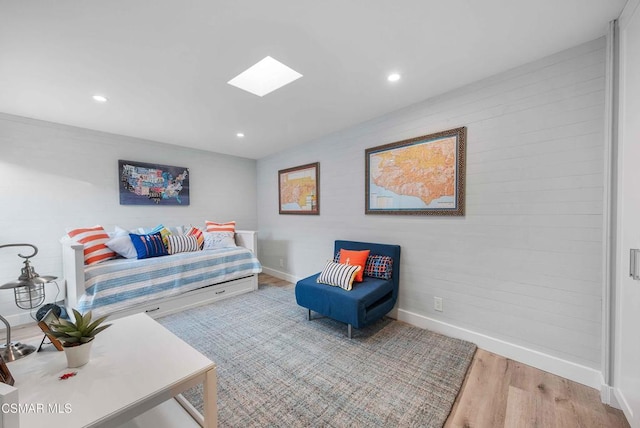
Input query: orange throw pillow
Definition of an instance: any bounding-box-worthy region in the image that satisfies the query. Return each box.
[339,249,370,282]
[205,221,236,233]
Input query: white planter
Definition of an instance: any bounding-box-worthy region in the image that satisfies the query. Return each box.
[63,340,94,368]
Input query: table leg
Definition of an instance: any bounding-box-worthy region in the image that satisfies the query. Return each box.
[203,367,218,428]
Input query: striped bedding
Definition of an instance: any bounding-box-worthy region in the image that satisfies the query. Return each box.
[77,247,262,316]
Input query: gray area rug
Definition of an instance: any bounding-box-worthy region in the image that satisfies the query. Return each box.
[158,282,476,427]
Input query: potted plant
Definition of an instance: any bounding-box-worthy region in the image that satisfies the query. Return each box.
[49,309,112,368]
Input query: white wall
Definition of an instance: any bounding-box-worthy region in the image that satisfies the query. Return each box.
[0,113,257,324]
[257,38,607,387]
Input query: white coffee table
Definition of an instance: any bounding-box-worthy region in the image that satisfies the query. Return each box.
[1,313,217,428]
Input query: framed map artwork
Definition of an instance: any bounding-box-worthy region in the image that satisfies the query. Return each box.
[278,162,319,215]
[119,160,190,205]
[365,127,466,216]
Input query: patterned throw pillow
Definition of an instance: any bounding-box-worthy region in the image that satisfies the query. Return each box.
[203,232,237,250]
[333,252,394,280]
[364,255,393,280]
[205,221,236,233]
[129,233,168,259]
[186,226,205,249]
[316,260,361,291]
[150,224,172,248]
[67,225,117,265]
[166,235,200,255]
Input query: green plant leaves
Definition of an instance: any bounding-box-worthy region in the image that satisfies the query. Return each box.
[49,308,111,346]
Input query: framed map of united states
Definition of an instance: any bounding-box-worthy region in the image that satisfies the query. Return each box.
[119,160,190,206]
[365,127,466,216]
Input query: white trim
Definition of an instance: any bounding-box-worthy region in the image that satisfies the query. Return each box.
[601,384,611,407]
[2,296,67,328]
[613,387,633,418]
[397,309,605,391]
[261,266,300,284]
[2,312,38,329]
[601,19,617,398]
[601,385,624,410]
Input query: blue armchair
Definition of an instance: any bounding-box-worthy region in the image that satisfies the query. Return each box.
[295,240,401,338]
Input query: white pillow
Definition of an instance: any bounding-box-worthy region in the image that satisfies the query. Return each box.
[105,226,137,259]
[203,232,236,250]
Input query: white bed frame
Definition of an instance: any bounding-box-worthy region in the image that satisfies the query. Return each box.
[62,230,259,320]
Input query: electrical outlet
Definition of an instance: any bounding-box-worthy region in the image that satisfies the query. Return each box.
[279,258,284,268]
[434,297,443,312]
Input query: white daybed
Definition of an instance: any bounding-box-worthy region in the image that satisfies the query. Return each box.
[62,230,260,320]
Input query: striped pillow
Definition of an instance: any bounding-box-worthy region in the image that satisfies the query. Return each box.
[316,260,361,291]
[186,226,204,249]
[67,225,117,265]
[129,233,168,259]
[205,221,236,233]
[167,235,199,255]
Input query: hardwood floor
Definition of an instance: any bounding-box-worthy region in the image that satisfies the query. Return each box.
[445,349,629,428]
[9,273,630,427]
[258,272,293,287]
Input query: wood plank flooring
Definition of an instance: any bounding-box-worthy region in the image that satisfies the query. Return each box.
[9,273,630,427]
[446,348,629,427]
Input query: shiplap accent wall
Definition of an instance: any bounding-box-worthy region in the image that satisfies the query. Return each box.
[257,38,606,385]
[0,114,257,323]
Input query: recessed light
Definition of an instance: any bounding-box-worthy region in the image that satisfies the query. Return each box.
[236,132,245,138]
[92,95,108,103]
[227,56,302,97]
[387,73,401,82]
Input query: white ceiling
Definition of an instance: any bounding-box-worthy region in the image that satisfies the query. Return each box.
[0,1,627,159]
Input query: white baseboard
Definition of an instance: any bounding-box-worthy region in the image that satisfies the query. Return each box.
[2,312,38,328]
[1,298,67,329]
[261,267,301,284]
[397,309,605,391]
[613,387,634,421]
[600,385,625,409]
[602,385,623,410]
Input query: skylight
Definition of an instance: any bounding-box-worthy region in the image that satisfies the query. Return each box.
[227,56,302,97]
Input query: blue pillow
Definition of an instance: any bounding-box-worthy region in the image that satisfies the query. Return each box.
[129,233,168,259]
